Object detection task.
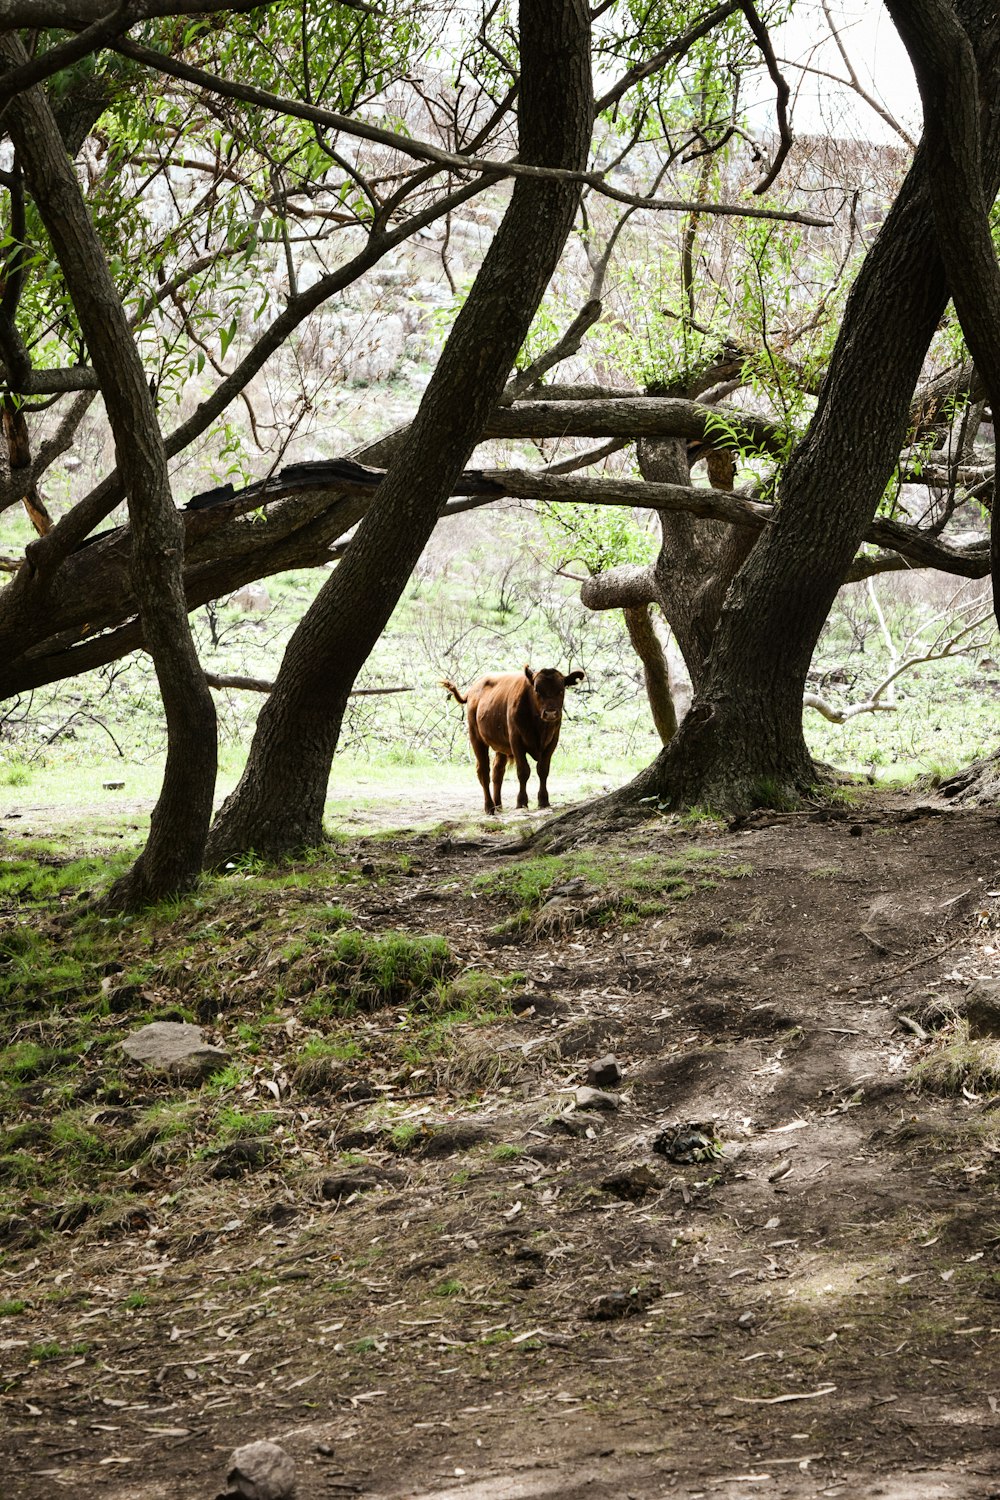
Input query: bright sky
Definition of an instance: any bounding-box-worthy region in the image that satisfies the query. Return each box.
[764,1,921,145]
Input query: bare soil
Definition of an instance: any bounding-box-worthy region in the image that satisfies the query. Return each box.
[4,789,1000,1500]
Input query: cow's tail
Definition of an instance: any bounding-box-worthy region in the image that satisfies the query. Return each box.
[441,679,467,705]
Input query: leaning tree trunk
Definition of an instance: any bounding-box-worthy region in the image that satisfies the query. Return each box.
[204,0,593,865]
[623,605,677,744]
[885,0,1000,804]
[0,37,218,906]
[608,0,1000,816]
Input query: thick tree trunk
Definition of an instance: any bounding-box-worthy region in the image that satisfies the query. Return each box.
[884,0,1000,804]
[610,0,1000,815]
[885,0,1000,617]
[204,0,593,865]
[0,38,218,905]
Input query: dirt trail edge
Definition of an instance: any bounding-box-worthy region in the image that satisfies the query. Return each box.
[3,792,1000,1500]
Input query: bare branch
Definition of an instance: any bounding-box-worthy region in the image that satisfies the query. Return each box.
[596,2,740,113]
[205,671,412,696]
[503,299,602,402]
[111,35,832,227]
[737,0,792,193]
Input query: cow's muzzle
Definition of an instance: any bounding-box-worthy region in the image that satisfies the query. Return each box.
[540,709,562,723]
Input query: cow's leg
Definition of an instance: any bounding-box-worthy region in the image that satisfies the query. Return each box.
[513,746,531,809]
[472,736,495,814]
[536,750,553,809]
[492,752,507,810]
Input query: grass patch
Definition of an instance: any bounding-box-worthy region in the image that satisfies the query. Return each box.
[473,846,734,930]
[299,930,454,1018]
[489,1143,523,1162]
[909,1021,1000,1096]
[214,1106,277,1140]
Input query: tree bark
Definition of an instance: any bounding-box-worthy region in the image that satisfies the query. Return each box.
[577,0,1000,818]
[623,605,677,744]
[884,0,1000,618]
[203,0,593,865]
[0,37,218,905]
[884,0,1000,805]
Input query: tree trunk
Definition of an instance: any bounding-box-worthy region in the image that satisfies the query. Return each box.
[612,0,1000,815]
[0,38,218,905]
[885,0,1000,618]
[884,0,1000,805]
[204,0,593,865]
[623,605,677,744]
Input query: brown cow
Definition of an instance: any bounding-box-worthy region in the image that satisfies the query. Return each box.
[442,665,585,815]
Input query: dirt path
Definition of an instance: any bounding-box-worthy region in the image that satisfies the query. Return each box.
[3,793,1000,1498]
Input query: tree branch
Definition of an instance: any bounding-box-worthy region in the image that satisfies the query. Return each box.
[110,35,832,226]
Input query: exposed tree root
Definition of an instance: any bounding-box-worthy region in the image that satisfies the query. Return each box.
[937,751,1000,806]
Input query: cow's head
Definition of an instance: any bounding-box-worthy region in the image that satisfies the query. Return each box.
[524,665,585,723]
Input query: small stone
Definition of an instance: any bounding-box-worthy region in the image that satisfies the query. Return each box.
[121,1022,229,1082]
[586,1054,622,1088]
[102,780,125,791]
[574,1085,620,1111]
[225,1440,296,1500]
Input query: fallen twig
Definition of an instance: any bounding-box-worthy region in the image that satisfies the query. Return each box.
[735,1385,837,1405]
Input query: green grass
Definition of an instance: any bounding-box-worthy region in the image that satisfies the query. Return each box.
[214,1106,277,1140]
[909,1021,1000,1096]
[472,846,733,929]
[489,1143,523,1162]
[299,930,454,1018]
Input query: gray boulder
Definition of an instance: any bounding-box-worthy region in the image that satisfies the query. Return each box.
[121,1022,229,1081]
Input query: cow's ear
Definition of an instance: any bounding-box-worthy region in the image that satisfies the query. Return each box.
[565,670,585,687]
[523,664,534,683]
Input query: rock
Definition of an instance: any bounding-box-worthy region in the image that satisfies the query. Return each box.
[121,1022,229,1082]
[600,1164,663,1202]
[962,978,1000,1038]
[225,1440,296,1500]
[102,780,125,790]
[230,583,271,612]
[574,1085,620,1112]
[586,1054,622,1088]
